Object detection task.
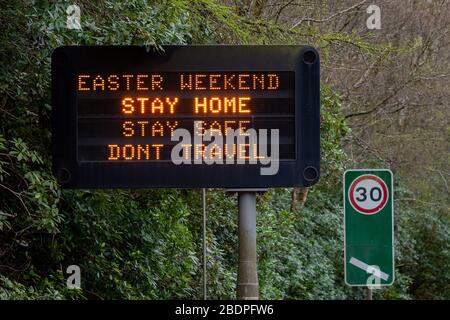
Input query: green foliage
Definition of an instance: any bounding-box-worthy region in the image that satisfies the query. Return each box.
[58,189,198,299]
[0,0,447,300]
[0,275,83,300]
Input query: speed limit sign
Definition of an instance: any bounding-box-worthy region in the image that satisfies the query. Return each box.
[344,169,394,286]
[348,174,388,214]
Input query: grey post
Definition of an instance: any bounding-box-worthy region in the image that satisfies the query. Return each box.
[366,287,373,300]
[237,191,258,300]
[202,188,207,300]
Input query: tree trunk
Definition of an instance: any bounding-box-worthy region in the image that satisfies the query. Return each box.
[291,187,309,214]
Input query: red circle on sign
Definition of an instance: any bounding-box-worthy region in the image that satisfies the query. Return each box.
[348,174,388,214]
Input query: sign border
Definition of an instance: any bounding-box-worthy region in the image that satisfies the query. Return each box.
[348,174,389,215]
[343,168,395,287]
[52,45,321,189]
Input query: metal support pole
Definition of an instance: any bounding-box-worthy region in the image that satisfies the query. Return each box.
[237,192,259,300]
[366,287,373,300]
[202,188,207,300]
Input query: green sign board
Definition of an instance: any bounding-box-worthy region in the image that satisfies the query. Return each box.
[344,169,394,286]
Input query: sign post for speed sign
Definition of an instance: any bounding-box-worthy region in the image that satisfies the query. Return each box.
[344,169,394,287]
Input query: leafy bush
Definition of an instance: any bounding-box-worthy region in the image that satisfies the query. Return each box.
[1,0,447,300]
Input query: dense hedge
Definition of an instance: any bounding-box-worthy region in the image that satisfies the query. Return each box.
[0,0,448,299]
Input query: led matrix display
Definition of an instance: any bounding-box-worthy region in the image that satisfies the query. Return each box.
[52,46,320,188]
[76,71,295,162]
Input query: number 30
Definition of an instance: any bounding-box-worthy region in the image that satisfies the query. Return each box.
[355,186,381,202]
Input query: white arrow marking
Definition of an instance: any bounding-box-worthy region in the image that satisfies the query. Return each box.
[349,257,389,281]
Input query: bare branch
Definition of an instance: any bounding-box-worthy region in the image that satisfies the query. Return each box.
[290,0,367,30]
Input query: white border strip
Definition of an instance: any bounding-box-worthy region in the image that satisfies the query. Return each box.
[343,169,395,286]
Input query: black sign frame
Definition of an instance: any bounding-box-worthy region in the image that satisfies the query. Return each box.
[52,45,320,188]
